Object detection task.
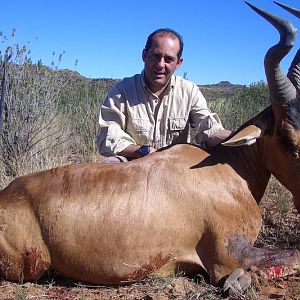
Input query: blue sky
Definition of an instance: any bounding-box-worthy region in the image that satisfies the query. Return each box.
[1,0,300,85]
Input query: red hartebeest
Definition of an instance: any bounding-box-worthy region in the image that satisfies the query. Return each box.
[0,1,299,295]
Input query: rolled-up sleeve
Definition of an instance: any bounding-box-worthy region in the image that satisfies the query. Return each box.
[96,87,136,156]
[189,87,224,145]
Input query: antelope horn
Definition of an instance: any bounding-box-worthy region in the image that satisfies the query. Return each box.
[245,1,297,108]
[288,49,300,93]
[274,1,300,19]
[274,2,300,90]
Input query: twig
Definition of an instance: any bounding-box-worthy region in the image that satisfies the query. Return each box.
[0,63,6,133]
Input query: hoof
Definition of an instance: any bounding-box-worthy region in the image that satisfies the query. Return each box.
[223,268,252,296]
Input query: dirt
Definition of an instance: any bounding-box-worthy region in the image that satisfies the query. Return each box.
[0,272,299,299]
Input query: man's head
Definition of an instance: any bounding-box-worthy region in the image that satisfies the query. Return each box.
[142,28,184,94]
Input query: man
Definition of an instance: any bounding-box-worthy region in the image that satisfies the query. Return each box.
[97,28,231,162]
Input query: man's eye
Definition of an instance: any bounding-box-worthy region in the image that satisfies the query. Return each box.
[164,57,174,63]
[151,54,160,59]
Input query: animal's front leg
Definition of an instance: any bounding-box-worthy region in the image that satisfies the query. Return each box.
[223,247,300,296]
[242,247,300,277]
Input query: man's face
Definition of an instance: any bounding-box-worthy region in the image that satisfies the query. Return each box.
[142,35,183,93]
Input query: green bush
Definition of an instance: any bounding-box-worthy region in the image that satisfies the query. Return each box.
[57,75,113,158]
[209,81,270,130]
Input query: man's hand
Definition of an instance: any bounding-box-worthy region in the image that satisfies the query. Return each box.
[118,144,156,160]
[206,129,232,148]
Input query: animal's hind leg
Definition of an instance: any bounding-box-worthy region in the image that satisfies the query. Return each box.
[224,247,300,295]
[0,243,51,282]
[0,201,51,282]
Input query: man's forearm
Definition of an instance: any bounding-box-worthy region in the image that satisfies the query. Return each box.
[118,144,156,159]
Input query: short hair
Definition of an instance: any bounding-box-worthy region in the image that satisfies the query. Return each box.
[144,28,184,58]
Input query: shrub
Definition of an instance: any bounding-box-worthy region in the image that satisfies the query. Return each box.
[0,31,72,184]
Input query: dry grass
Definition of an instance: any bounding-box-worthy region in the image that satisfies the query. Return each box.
[257,177,300,250]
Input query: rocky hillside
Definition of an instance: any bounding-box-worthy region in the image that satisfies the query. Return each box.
[199,81,244,102]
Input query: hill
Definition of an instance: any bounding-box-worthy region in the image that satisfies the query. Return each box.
[199,81,245,102]
[59,70,244,103]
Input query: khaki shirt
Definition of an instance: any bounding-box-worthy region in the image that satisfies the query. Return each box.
[97,72,223,156]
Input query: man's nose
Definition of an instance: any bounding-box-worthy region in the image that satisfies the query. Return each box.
[157,57,165,67]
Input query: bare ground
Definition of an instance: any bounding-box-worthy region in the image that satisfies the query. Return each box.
[0,177,299,300]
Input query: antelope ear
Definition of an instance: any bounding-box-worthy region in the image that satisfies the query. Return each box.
[222,125,262,146]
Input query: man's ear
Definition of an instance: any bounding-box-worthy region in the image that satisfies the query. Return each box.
[142,49,147,62]
[176,57,183,69]
[222,125,262,146]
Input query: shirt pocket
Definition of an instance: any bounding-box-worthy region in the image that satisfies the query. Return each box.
[167,117,188,144]
[168,117,187,130]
